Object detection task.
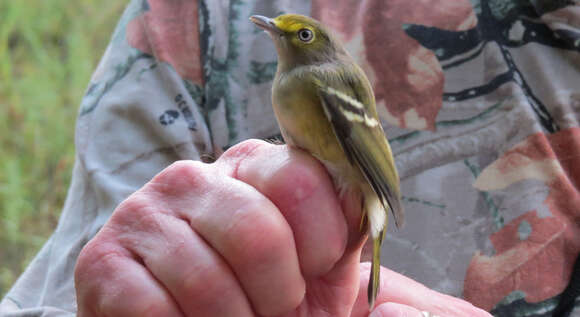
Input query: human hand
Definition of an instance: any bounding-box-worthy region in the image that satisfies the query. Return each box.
[74,139,491,317]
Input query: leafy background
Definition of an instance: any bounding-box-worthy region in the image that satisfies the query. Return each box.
[0,0,125,297]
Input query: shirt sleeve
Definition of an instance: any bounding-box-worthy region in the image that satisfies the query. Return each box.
[0,0,211,314]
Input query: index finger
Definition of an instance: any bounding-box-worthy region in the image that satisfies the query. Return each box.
[217,139,350,277]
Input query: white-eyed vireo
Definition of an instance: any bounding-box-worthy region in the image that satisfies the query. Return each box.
[250,14,404,310]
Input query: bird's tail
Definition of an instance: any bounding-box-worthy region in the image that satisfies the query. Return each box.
[362,186,387,310]
[368,233,382,310]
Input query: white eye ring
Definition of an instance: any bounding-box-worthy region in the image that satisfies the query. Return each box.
[297,28,314,42]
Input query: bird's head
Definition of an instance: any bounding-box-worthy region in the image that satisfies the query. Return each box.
[250,14,347,71]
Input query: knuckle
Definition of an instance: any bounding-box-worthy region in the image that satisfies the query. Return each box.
[218,139,273,176]
[112,192,159,228]
[273,157,324,200]
[152,160,210,194]
[220,139,270,161]
[165,159,204,177]
[75,239,126,284]
[117,192,152,215]
[111,197,176,252]
[131,208,166,235]
[227,140,329,205]
[75,244,129,315]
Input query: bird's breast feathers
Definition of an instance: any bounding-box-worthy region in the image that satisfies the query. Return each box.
[272,65,368,188]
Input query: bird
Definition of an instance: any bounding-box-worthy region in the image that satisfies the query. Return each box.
[250,13,404,310]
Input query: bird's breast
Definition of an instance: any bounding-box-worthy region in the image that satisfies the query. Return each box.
[272,74,358,183]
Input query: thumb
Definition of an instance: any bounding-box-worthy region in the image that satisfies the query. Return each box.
[353,264,492,317]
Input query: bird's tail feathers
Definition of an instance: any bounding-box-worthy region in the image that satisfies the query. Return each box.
[368,233,382,310]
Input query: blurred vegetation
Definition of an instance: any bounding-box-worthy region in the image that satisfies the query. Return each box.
[0,0,125,297]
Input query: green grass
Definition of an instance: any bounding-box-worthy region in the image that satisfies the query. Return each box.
[0,0,125,297]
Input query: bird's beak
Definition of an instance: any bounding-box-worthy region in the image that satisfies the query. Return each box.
[250,15,282,35]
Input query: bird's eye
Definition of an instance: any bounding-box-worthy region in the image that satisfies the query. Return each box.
[297,28,314,42]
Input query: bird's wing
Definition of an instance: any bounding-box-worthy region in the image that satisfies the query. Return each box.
[314,72,404,229]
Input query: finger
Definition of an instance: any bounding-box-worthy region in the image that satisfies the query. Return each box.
[286,191,368,316]
[369,302,425,317]
[218,139,349,277]
[75,240,183,317]
[150,160,305,316]
[108,192,254,316]
[352,264,492,317]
